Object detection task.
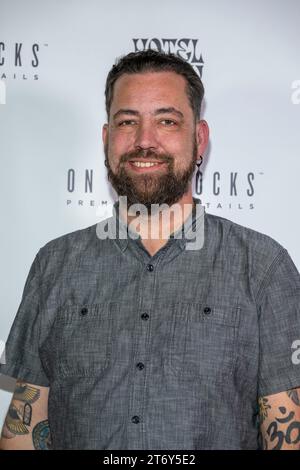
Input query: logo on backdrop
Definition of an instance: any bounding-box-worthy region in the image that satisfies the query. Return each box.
[0,41,48,81]
[65,168,261,213]
[132,38,204,77]
[65,38,259,212]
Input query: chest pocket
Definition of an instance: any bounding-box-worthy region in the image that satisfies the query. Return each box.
[164,302,241,382]
[40,303,118,379]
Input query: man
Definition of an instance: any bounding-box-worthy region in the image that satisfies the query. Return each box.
[1,49,300,450]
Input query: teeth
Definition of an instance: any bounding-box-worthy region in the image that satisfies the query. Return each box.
[131,161,161,168]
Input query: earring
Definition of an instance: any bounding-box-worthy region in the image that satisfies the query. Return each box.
[196,155,203,168]
[195,156,203,205]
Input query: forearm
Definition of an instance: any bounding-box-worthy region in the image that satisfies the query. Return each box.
[0,380,51,450]
[259,389,300,450]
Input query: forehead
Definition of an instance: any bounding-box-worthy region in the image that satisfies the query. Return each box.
[111,71,191,114]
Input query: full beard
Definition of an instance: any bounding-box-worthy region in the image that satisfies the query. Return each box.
[104,141,197,211]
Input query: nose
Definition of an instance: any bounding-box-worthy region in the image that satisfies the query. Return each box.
[134,119,158,151]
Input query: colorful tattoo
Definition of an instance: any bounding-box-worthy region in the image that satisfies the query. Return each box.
[32,420,52,450]
[258,397,271,422]
[1,381,40,440]
[1,403,29,439]
[22,403,32,426]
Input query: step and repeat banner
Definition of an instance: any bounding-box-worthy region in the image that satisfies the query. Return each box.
[0,0,299,424]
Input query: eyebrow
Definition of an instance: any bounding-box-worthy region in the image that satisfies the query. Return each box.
[112,107,184,120]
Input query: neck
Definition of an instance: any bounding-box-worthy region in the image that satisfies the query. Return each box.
[119,189,195,242]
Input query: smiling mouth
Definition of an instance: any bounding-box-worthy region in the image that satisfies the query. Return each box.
[129,161,165,168]
[126,161,168,173]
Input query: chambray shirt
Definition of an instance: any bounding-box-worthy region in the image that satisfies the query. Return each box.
[1,197,300,450]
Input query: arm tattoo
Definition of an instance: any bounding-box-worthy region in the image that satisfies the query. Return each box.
[259,399,300,450]
[32,420,52,450]
[23,403,32,426]
[287,389,300,407]
[14,383,40,404]
[258,397,271,423]
[1,403,29,439]
[1,381,40,440]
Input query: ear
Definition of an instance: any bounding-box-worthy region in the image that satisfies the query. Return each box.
[195,120,209,157]
[102,123,109,146]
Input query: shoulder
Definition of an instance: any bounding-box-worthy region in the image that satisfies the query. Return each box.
[204,211,289,286]
[206,211,286,255]
[34,223,101,276]
[40,223,98,255]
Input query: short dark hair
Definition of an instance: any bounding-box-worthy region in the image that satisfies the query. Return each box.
[105,49,204,123]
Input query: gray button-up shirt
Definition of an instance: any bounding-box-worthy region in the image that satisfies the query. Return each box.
[1,197,300,449]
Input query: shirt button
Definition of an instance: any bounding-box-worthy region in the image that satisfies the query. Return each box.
[203,306,211,314]
[80,307,88,315]
[131,416,140,424]
[136,362,145,370]
[141,312,149,320]
[146,264,154,272]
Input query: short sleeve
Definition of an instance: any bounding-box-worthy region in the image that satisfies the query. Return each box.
[257,248,300,397]
[0,250,50,386]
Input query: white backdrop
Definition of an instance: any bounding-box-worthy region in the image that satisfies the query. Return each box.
[1,0,300,426]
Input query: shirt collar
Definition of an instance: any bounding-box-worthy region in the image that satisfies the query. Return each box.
[112,196,205,252]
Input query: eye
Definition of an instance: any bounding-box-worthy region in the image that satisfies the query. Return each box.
[118,120,136,126]
[161,119,177,126]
